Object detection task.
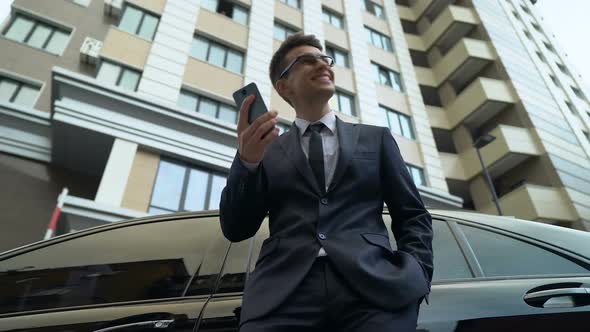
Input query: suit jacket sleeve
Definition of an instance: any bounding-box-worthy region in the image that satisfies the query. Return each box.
[219,152,268,242]
[380,127,434,285]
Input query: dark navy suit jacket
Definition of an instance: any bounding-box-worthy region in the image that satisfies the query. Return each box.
[220,116,433,326]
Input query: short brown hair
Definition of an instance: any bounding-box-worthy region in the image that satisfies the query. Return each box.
[269,33,323,89]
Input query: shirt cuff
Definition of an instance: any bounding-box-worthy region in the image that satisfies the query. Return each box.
[240,157,260,173]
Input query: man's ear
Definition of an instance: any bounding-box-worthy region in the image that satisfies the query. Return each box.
[276,79,293,106]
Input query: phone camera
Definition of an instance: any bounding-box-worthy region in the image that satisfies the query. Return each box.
[241,89,247,95]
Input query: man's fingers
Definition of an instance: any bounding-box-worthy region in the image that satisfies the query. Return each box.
[254,118,278,140]
[261,127,280,145]
[249,110,278,134]
[237,95,255,132]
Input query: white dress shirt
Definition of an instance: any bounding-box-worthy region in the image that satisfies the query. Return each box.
[240,110,339,257]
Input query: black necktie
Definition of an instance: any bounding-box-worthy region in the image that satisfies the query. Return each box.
[308,123,326,194]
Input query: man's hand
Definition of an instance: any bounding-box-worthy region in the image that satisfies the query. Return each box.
[238,95,280,163]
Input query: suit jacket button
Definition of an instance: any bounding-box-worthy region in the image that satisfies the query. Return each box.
[320,198,328,205]
[318,233,326,240]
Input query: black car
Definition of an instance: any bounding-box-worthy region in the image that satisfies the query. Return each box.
[0,210,589,331]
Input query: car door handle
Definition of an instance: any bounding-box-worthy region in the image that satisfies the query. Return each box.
[524,287,590,302]
[93,319,174,332]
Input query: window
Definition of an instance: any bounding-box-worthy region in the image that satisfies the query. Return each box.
[322,7,344,29]
[531,22,542,32]
[549,75,560,88]
[410,50,429,67]
[556,63,570,76]
[0,75,41,108]
[201,0,249,25]
[3,14,71,54]
[524,30,532,40]
[190,36,244,74]
[520,4,531,14]
[400,19,418,34]
[0,216,226,314]
[326,46,349,68]
[273,22,298,41]
[96,61,141,91]
[571,86,586,101]
[279,0,300,9]
[178,89,238,124]
[459,224,589,277]
[584,131,590,143]
[118,4,159,40]
[372,63,403,92]
[331,90,355,116]
[565,101,577,115]
[512,10,521,20]
[149,159,227,214]
[381,105,415,140]
[420,85,442,107]
[362,0,385,19]
[543,41,555,53]
[365,26,393,52]
[535,51,545,63]
[406,164,426,186]
[431,220,472,281]
[216,239,251,294]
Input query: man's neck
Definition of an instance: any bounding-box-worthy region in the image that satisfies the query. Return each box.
[293,98,332,123]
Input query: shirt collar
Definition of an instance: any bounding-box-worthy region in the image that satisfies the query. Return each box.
[294,110,336,137]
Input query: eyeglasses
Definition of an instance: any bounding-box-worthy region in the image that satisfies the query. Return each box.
[278,54,334,80]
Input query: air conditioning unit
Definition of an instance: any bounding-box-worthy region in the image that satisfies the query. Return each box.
[104,0,123,18]
[80,37,103,65]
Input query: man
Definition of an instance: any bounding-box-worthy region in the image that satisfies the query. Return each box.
[220,33,433,332]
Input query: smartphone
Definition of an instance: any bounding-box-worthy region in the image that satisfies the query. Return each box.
[232,82,269,124]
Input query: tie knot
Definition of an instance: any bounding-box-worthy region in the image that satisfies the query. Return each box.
[308,123,325,134]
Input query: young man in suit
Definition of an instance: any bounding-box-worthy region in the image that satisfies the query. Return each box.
[220,33,433,332]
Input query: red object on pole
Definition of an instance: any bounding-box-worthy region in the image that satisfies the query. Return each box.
[44,188,69,240]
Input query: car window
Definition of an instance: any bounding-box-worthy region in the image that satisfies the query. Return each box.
[431,219,472,281]
[215,238,252,294]
[0,216,224,314]
[459,223,589,278]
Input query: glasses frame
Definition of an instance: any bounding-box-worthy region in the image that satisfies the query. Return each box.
[278,53,334,80]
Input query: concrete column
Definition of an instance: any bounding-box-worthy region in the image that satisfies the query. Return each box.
[137,0,201,106]
[96,138,138,206]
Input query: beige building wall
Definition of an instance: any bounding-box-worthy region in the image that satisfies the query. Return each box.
[121,148,160,212]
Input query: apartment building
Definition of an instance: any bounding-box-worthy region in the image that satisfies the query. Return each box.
[0,0,589,251]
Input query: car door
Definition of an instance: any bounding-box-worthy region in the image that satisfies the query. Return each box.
[0,214,229,332]
[195,219,269,332]
[415,217,590,332]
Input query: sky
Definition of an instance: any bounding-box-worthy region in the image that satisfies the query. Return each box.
[0,0,589,91]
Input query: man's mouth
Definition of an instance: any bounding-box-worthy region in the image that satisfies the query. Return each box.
[312,73,332,82]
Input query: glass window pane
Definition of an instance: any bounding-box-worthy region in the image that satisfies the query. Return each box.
[387,111,402,136]
[383,36,393,51]
[322,11,330,23]
[119,69,140,91]
[201,0,218,11]
[208,174,226,210]
[274,25,285,40]
[0,79,19,102]
[4,16,34,42]
[432,220,472,281]
[96,62,121,85]
[208,44,226,67]
[119,6,142,34]
[150,160,186,211]
[392,72,403,91]
[218,104,237,124]
[232,6,248,25]
[460,224,589,277]
[411,167,425,186]
[13,85,39,108]
[338,93,353,116]
[45,30,69,54]
[225,50,243,73]
[178,90,198,112]
[27,24,52,49]
[138,14,158,40]
[374,5,384,19]
[332,15,343,29]
[190,37,209,60]
[335,51,348,67]
[400,115,414,139]
[198,98,218,117]
[183,169,209,211]
[379,69,392,86]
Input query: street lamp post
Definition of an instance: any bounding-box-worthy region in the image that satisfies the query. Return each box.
[473,134,503,216]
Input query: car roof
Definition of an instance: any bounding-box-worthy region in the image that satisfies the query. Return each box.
[2,209,589,260]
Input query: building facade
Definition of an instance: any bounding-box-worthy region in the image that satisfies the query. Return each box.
[1,0,589,251]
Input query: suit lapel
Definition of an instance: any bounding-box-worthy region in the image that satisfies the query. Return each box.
[328,116,360,193]
[278,122,322,195]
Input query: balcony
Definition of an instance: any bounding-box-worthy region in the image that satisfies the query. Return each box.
[422,5,479,52]
[447,77,517,129]
[433,38,496,89]
[480,184,578,224]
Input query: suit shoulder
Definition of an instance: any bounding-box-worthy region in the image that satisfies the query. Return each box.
[355,123,388,135]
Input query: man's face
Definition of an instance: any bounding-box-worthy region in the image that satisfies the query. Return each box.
[279,45,335,104]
